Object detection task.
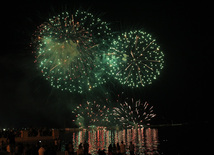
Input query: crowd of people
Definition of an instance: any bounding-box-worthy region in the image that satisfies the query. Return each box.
[0,129,57,155]
[1,139,58,155]
[66,140,135,155]
[1,140,136,155]
[106,141,134,155]
[0,129,137,155]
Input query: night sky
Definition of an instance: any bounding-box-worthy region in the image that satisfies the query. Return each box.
[1,0,211,128]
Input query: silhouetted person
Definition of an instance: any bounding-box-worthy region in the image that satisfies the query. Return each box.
[98,149,101,155]
[116,143,120,154]
[98,149,106,155]
[77,144,84,155]
[68,142,74,155]
[129,142,134,155]
[120,141,126,155]
[38,145,45,155]
[108,144,112,155]
[0,140,4,151]
[23,144,29,155]
[112,144,116,155]
[8,130,15,154]
[83,141,89,155]
[54,138,58,151]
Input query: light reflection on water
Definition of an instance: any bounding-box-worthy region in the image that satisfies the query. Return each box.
[67,128,159,155]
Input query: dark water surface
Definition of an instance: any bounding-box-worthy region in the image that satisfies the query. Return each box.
[61,124,209,155]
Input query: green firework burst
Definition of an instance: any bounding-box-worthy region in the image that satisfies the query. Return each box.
[106,30,164,88]
[32,10,112,93]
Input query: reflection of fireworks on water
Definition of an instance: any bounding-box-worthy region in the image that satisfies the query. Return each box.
[72,100,111,128]
[32,10,112,93]
[106,30,164,88]
[112,98,156,127]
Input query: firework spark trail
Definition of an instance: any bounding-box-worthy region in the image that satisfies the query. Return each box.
[143,40,155,52]
[112,98,156,127]
[125,66,133,84]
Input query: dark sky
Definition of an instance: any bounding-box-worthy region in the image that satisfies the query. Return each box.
[1,0,211,128]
